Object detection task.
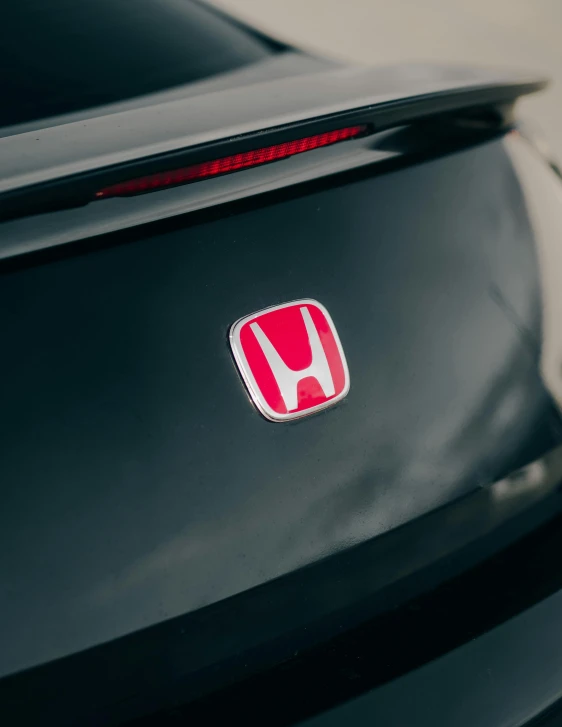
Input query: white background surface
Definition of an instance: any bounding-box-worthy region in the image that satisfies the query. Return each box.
[211,0,562,160]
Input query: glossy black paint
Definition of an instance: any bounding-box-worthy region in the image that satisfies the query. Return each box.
[2,0,562,722]
[2,448,562,726]
[132,488,562,727]
[0,63,544,224]
[0,134,559,691]
[1,63,544,194]
[0,0,281,127]
[300,565,562,727]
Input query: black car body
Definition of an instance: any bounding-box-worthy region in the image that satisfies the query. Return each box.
[2,2,562,725]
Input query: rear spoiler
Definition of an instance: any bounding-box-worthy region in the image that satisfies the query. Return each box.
[0,63,547,253]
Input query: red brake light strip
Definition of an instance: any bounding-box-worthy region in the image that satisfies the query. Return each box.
[95,125,367,199]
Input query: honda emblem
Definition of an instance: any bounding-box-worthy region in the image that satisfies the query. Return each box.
[229,299,350,421]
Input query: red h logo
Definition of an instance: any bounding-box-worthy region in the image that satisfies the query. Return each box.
[230,300,350,421]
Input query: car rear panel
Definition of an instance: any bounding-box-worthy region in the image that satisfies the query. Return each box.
[1,131,560,696]
[3,0,562,723]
